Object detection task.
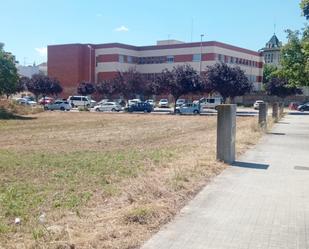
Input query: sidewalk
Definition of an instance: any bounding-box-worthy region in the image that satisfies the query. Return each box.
[141,113,309,249]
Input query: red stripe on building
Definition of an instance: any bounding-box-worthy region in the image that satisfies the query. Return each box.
[97,72,118,81]
[96,54,119,63]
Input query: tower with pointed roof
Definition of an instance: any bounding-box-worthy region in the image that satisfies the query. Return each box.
[260,34,282,66]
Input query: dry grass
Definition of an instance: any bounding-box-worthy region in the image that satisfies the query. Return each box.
[0,112,262,249]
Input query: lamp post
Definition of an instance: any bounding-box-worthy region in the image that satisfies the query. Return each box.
[200,34,204,75]
[87,45,92,82]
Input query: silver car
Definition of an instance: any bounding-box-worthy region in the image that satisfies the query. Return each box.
[94,102,122,112]
[176,103,200,115]
[45,100,71,111]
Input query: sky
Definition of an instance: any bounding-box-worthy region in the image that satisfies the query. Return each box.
[0,0,306,65]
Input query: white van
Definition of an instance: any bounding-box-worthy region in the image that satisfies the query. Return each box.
[67,96,91,107]
[199,97,223,109]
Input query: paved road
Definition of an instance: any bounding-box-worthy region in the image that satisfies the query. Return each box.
[141,112,309,249]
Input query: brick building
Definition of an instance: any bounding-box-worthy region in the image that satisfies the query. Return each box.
[48,40,264,97]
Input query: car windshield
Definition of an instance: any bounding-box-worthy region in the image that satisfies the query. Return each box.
[161,99,168,102]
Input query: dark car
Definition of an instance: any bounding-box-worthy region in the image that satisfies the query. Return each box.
[297,103,309,112]
[127,102,153,113]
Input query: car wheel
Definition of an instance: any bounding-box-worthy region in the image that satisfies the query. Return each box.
[71,103,75,108]
[147,110,151,113]
[95,108,100,112]
[175,109,180,114]
[60,107,65,111]
[111,108,116,112]
[300,108,305,112]
[44,106,48,110]
[193,110,199,115]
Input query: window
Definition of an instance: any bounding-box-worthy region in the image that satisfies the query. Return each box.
[119,55,124,63]
[167,55,174,63]
[230,57,234,63]
[127,56,133,63]
[193,54,201,62]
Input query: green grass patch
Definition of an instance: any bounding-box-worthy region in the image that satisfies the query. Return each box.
[0,148,176,232]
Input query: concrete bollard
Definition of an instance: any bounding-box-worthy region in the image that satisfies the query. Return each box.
[216,104,236,164]
[258,103,268,129]
[272,102,279,122]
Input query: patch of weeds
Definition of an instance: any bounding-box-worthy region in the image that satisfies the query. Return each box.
[0,222,10,233]
[148,150,176,165]
[52,191,92,210]
[170,171,190,191]
[124,206,156,225]
[102,184,119,197]
[0,183,44,221]
[32,227,45,240]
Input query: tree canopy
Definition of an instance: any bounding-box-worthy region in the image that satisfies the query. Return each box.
[301,0,309,19]
[155,65,202,112]
[264,76,302,99]
[26,74,63,100]
[277,29,309,87]
[204,63,252,103]
[0,45,19,97]
[77,81,95,96]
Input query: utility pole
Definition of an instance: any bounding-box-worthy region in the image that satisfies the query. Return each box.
[87,45,92,82]
[200,34,204,75]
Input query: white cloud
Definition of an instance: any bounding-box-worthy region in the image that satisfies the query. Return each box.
[114,25,129,32]
[35,47,47,57]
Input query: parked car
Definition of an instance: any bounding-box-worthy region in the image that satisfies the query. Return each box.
[289,102,300,110]
[199,97,222,109]
[297,102,309,112]
[67,96,92,107]
[97,99,110,105]
[90,100,97,107]
[253,100,264,110]
[145,99,155,108]
[39,97,53,105]
[15,98,37,106]
[94,102,122,112]
[127,102,153,113]
[176,103,200,115]
[45,100,71,111]
[176,99,187,107]
[128,99,142,106]
[158,99,169,108]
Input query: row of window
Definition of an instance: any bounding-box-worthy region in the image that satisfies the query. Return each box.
[264,53,280,63]
[115,54,260,67]
[217,54,259,68]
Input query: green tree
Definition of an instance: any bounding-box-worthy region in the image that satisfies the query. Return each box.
[300,0,309,19]
[278,29,309,87]
[263,64,277,84]
[265,76,302,99]
[0,45,19,98]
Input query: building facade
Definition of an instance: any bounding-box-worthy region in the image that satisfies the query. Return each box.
[48,40,264,97]
[260,34,282,66]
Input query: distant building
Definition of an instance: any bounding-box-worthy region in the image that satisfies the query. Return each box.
[17,62,47,78]
[260,34,282,66]
[48,40,264,97]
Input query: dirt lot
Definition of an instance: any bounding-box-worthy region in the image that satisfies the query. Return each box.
[0,112,262,249]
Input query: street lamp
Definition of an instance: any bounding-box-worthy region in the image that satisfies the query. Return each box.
[87,45,92,82]
[200,34,204,75]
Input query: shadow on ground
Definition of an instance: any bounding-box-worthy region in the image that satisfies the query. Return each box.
[289,112,309,116]
[232,161,269,170]
[267,132,286,136]
[0,108,36,120]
